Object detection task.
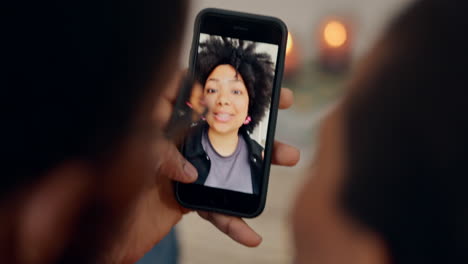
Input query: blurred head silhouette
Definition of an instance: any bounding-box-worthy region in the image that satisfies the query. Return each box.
[293,0,468,263]
[2,1,187,263]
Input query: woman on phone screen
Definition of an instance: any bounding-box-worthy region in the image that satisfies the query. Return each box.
[183,36,274,194]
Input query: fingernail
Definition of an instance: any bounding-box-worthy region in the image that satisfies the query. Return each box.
[183,162,198,180]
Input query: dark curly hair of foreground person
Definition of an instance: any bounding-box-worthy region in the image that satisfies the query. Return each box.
[196,36,275,133]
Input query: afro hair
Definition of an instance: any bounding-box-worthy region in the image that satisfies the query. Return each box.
[196,36,275,133]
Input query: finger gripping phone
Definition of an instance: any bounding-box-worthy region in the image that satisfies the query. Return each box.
[173,8,287,218]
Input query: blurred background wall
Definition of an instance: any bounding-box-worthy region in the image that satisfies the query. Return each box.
[181,0,412,64]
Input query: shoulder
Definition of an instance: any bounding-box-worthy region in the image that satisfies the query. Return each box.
[182,122,207,157]
[240,130,263,158]
[249,137,263,156]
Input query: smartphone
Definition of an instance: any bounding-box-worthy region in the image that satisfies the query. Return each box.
[171,8,287,218]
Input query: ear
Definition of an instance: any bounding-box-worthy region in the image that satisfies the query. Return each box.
[16,162,93,264]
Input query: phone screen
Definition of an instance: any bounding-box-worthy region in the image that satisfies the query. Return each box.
[187,32,278,194]
[172,9,286,217]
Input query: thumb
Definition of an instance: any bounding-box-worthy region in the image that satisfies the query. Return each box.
[155,139,198,183]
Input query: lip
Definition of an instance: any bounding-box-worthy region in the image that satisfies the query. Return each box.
[213,112,234,122]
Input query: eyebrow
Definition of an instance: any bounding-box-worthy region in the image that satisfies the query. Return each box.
[206,78,241,83]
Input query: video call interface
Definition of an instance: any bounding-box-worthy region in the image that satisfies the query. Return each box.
[181,33,278,195]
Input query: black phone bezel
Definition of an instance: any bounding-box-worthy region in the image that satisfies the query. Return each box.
[174,8,287,218]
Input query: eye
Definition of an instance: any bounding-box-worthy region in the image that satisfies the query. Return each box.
[231,89,242,95]
[206,88,217,94]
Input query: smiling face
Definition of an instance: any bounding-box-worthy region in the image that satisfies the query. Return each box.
[203,64,249,135]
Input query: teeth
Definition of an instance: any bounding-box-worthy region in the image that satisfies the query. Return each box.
[214,113,232,121]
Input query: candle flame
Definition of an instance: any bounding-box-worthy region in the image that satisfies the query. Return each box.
[286,32,293,56]
[324,21,347,48]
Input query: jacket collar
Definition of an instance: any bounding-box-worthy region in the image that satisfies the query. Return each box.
[239,126,263,160]
[184,122,207,159]
[184,122,263,159]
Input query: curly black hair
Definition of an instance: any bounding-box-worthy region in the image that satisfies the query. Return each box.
[196,36,275,132]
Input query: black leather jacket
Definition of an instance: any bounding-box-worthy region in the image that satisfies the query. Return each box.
[182,122,264,195]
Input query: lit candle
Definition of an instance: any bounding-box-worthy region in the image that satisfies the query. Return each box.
[318,19,351,73]
[284,32,300,77]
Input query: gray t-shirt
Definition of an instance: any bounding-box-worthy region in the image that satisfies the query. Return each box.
[202,132,253,194]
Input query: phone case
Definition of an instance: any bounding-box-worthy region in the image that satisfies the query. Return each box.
[175,8,288,218]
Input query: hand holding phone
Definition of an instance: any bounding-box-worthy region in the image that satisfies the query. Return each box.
[169,8,289,218]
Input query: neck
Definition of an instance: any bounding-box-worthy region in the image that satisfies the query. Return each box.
[207,128,240,156]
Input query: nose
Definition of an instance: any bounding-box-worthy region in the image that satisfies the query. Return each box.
[216,90,230,106]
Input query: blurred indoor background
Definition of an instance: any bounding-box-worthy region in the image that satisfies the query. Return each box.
[139,0,413,263]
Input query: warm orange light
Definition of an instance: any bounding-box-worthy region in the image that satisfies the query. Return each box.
[324,21,347,48]
[286,32,293,56]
